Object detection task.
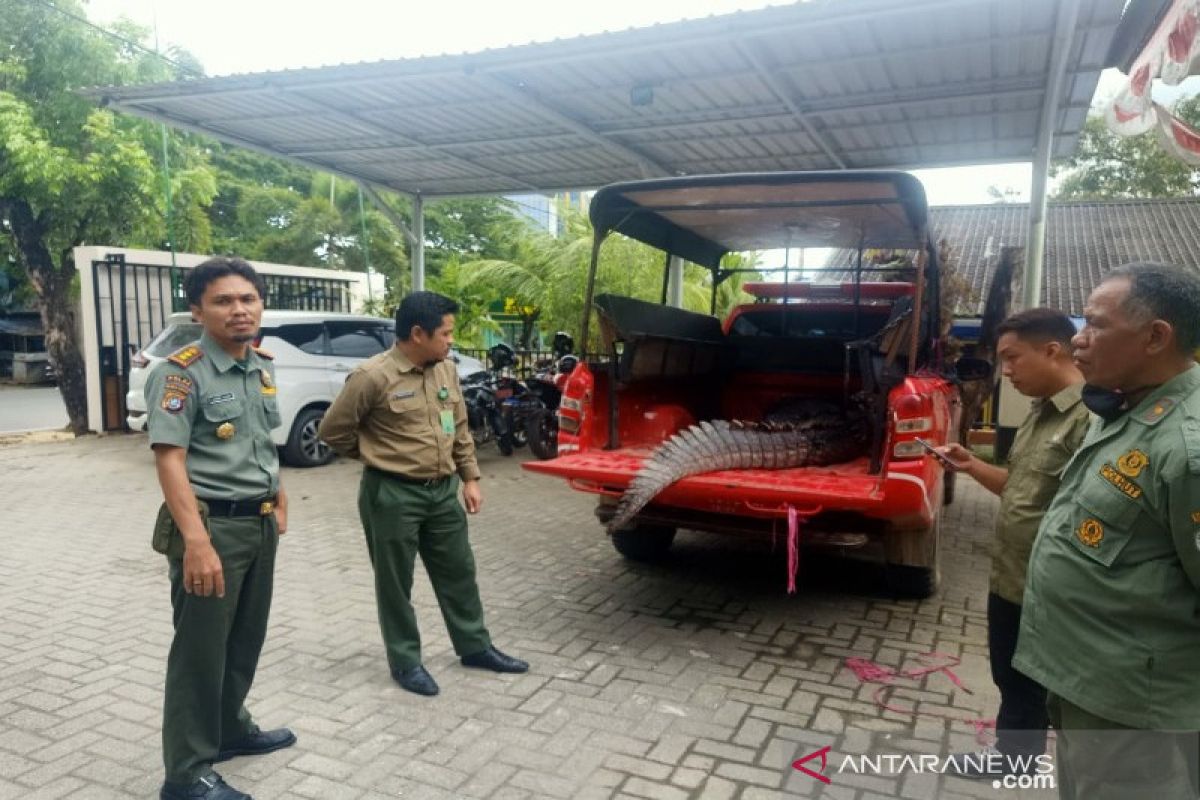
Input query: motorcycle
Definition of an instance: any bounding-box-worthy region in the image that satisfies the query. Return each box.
[523,333,577,460]
[461,369,516,456]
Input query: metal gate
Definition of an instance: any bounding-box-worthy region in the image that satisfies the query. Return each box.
[91,253,356,431]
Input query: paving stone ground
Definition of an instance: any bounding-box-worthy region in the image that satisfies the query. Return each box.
[0,433,1057,799]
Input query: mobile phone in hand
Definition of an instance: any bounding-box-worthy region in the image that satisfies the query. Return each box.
[914,437,957,469]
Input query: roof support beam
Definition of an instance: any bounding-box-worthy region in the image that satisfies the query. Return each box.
[359,183,417,249]
[732,41,847,169]
[1024,0,1082,310]
[471,73,673,178]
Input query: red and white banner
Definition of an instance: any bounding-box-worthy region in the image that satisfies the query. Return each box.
[1106,0,1200,160]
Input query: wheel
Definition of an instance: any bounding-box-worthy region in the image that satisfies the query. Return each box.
[943,468,957,506]
[496,430,514,456]
[883,514,941,599]
[611,524,676,562]
[525,408,558,460]
[283,406,334,467]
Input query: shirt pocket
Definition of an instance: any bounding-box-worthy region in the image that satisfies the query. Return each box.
[1068,480,1141,567]
[387,391,426,417]
[1030,437,1075,478]
[202,397,245,428]
[261,396,283,429]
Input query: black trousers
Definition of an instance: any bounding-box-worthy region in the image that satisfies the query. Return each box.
[988,592,1048,757]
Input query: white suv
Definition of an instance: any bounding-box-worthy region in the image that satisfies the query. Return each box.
[126,310,484,467]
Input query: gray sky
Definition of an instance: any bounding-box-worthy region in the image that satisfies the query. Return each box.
[84,0,1168,206]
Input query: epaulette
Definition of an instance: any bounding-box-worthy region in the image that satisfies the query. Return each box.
[253,346,274,360]
[167,344,204,369]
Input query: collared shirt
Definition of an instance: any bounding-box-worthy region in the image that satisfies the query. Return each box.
[317,347,480,482]
[991,382,1090,604]
[1014,364,1200,728]
[145,331,281,500]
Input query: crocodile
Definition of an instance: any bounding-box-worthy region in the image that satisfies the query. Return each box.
[607,401,869,533]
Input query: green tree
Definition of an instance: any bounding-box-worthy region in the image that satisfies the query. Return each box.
[455,202,759,351]
[1053,96,1200,199]
[0,0,215,433]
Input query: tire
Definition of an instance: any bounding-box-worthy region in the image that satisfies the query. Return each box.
[943,468,957,506]
[283,406,334,467]
[883,514,941,599]
[611,525,676,562]
[525,408,559,460]
[497,430,515,456]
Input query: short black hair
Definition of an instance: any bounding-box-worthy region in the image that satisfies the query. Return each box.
[183,257,266,306]
[995,307,1077,349]
[1105,262,1200,354]
[395,291,459,340]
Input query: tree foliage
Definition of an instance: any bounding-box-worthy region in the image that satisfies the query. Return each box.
[1052,96,1200,199]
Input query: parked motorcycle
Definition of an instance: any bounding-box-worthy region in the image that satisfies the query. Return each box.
[461,368,516,456]
[523,333,577,460]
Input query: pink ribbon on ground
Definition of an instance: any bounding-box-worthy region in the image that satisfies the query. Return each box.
[845,652,995,744]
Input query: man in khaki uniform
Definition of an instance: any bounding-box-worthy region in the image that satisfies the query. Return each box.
[1013,263,1200,799]
[939,308,1089,779]
[318,291,528,696]
[147,258,295,800]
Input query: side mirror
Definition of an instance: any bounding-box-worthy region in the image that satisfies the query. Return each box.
[954,357,993,382]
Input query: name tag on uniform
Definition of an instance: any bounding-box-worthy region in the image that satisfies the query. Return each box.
[440,409,455,435]
[207,392,236,405]
[391,390,416,400]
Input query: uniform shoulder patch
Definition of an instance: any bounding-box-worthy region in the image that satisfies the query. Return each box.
[167,344,203,369]
[253,346,274,360]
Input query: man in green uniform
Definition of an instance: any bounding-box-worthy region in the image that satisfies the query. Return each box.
[147,257,295,800]
[318,291,528,697]
[939,308,1089,778]
[1013,262,1200,799]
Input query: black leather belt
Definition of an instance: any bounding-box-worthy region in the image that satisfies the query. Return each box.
[368,467,451,487]
[199,495,277,517]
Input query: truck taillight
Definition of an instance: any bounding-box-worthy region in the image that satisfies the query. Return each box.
[891,392,932,459]
[557,362,593,452]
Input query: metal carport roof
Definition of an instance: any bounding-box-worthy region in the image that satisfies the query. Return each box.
[88,0,1126,199]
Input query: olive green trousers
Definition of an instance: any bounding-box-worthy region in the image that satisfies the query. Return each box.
[1047,692,1199,800]
[358,468,490,672]
[163,515,277,783]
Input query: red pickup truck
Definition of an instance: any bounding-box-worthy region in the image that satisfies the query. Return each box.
[523,171,987,598]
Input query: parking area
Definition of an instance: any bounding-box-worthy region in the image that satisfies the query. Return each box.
[0,433,1050,799]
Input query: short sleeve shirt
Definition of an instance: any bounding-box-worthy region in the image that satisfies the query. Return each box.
[145,331,282,500]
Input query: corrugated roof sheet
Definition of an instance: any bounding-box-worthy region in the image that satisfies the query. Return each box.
[86,0,1127,197]
[827,198,1200,315]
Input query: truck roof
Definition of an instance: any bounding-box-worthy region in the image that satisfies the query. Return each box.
[589,170,930,268]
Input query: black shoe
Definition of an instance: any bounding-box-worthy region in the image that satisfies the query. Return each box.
[215,726,296,762]
[460,645,529,674]
[392,664,440,696]
[160,772,251,800]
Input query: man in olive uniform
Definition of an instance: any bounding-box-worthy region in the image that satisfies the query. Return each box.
[318,291,528,697]
[939,309,1089,778]
[147,258,295,800]
[1013,263,1200,799]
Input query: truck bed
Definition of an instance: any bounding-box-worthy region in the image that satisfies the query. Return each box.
[522,447,932,523]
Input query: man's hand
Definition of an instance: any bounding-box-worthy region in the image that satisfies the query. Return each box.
[274,485,288,535]
[462,479,483,514]
[183,539,225,598]
[938,443,975,472]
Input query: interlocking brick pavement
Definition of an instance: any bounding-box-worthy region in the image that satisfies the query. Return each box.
[0,433,1056,798]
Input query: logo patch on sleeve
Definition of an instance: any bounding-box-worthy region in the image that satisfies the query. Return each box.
[1077,518,1104,548]
[1192,511,1200,524]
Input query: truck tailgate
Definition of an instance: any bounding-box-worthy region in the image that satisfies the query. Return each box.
[522,448,907,519]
